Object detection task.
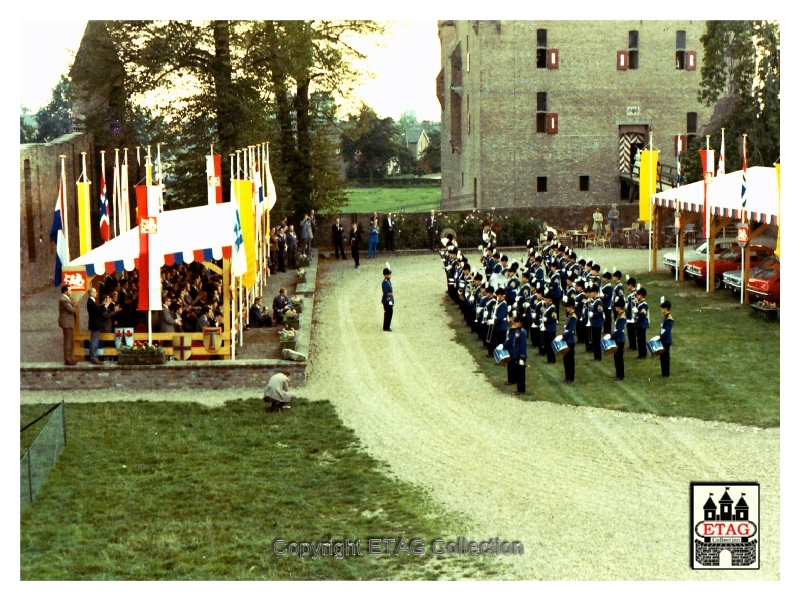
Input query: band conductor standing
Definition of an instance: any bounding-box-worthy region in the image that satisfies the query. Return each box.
[382,263,394,331]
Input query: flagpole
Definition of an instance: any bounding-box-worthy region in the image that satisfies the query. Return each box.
[123,148,130,232]
[675,135,681,281]
[60,155,69,256]
[157,143,164,212]
[113,149,120,238]
[648,133,653,272]
[705,135,710,293]
[741,134,747,305]
[265,142,271,277]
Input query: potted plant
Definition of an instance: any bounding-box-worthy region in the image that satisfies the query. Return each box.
[751,300,779,322]
[295,268,306,283]
[289,294,303,313]
[297,253,310,268]
[117,341,167,365]
[278,328,297,351]
[283,308,300,330]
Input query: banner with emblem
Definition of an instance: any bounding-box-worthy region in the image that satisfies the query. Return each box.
[114,327,134,349]
[203,327,223,353]
[172,335,193,360]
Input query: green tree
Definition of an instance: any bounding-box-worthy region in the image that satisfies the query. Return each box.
[340,104,403,182]
[20,107,38,143]
[419,128,441,173]
[682,20,779,183]
[34,74,73,143]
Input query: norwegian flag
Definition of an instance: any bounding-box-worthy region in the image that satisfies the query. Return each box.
[99,168,110,242]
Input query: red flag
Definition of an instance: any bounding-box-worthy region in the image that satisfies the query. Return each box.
[136,185,162,311]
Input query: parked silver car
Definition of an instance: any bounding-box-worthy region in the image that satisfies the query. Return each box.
[662,238,737,274]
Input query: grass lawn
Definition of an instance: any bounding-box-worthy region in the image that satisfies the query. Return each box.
[342,186,441,214]
[446,272,779,428]
[20,399,497,580]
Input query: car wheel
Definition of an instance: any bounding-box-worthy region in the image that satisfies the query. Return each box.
[694,277,704,287]
[714,275,723,290]
[730,287,739,298]
[669,267,676,275]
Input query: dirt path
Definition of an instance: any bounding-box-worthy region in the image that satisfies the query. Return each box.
[303,251,779,580]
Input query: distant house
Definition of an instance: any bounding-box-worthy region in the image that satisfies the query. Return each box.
[405,128,430,162]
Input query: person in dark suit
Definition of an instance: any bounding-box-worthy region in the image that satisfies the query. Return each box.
[86,287,103,364]
[561,298,577,383]
[609,298,627,380]
[382,212,396,252]
[635,287,650,359]
[332,218,346,259]
[426,210,438,251]
[657,297,674,377]
[249,297,272,328]
[349,222,362,268]
[503,314,528,395]
[382,266,394,331]
[273,288,290,324]
[58,284,79,365]
[277,226,287,273]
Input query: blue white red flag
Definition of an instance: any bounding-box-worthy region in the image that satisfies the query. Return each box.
[49,187,69,286]
[741,143,748,210]
[99,168,110,242]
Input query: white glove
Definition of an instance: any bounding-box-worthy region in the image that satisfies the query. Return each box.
[555,335,563,341]
[519,359,525,366]
[540,323,546,331]
[523,302,530,309]
[388,300,393,306]
[659,329,665,336]
[588,311,593,320]
[652,335,661,341]
[603,334,611,340]
[496,344,504,351]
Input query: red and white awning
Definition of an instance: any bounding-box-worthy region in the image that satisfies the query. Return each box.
[67,202,238,276]
[652,166,778,225]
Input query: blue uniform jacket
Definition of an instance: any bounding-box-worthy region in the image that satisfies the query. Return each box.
[562,315,577,345]
[382,278,393,305]
[659,314,674,344]
[636,300,650,329]
[503,327,528,360]
[601,283,613,309]
[549,273,562,299]
[494,300,509,332]
[543,304,558,332]
[589,298,605,327]
[611,315,627,345]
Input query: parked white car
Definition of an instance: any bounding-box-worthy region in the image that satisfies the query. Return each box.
[662,238,737,274]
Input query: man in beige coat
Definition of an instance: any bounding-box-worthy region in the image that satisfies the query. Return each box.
[58,284,79,365]
[263,372,295,410]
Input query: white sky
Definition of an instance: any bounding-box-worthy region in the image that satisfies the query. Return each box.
[19,20,442,122]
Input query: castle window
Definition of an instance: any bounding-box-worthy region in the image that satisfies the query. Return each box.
[687,112,697,134]
[579,175,590,191]
[537,29,547,47]
[536,29,547,68]
[24,159,36,262]
[537,176,548,192]
[628,30,639,70]
[536,92,547,133]
[676,30,696,70]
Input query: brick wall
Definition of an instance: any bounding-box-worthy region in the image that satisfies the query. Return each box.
[20,133,96,296]
[20,360,307,391]
[439,20,714,210]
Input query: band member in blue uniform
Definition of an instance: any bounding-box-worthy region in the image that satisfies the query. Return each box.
[382,265,394,331]
[589,285,605,362]
[502,315,528,395]
[612,270,625,307]
[608,298,627,380]
[489,287,509,357]
[542,292,559,364]
[561,298,577,383]
[601,270,613,334]
[625,277,638,351]
[548,263,562,318]
[574,279,587,345]
[657,297,674,377]
[635,287,650,359]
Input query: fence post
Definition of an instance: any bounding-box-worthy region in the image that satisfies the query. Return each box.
[61,400,67,447]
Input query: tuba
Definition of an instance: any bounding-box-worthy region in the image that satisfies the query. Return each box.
[441,228,457,247]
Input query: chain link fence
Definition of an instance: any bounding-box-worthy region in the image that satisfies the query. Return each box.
[21,401,66,516]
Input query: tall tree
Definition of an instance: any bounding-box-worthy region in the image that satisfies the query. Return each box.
[340,104,403,182]
[681,20,779,183]
[33,74,73,143]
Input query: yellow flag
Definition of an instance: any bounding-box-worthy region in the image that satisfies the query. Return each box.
[639,150,659,223]
[76,181,92,256]
[775,162,780,259]
[234,179,256,288]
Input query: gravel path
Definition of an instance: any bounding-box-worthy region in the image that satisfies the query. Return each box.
[303,250,779,580]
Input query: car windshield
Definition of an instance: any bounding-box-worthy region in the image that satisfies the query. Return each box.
[757,268,779,279]
[760,257,780,270]
[718,248,741,261]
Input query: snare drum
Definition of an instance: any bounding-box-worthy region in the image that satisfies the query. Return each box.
[494,348,511,365]
[600,337,619,356]
[551,338,569,357]
[647,338,664,357]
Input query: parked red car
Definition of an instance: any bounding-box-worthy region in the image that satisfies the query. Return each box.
[685,245,775,290]
[747,258,780,303]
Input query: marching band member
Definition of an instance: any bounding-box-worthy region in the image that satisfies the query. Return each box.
[608,298,627,381]
[625,277,638,351]
[561,298,577,383]
[489,287,509,357]
[635,287,650,359]
[481,286,497,351]
[533,288,546,355]
[548,262,563,318]
[601,270,614,334]
[502,314,528,395]
[589,284,605,362]
[612,270,625,307]
[574,279,587,346]
[657,297,674,377]
[542,292,559,364]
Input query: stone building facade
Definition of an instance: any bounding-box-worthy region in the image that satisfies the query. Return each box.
[438,20,715,209]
